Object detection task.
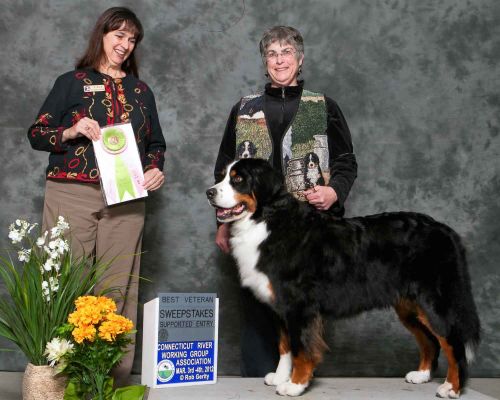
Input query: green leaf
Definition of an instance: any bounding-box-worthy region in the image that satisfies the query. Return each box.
[112,384,146,400]
[92,376,114,400]
[0,222,115,365]
[63,380,85,400]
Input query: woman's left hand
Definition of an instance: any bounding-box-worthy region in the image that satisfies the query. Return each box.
[303,186,338,211]
[143,168,165,191]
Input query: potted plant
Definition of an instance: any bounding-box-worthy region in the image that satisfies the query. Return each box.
[46,295,145,400]
[0,217,109,399]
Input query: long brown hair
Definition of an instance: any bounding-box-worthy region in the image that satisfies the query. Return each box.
[76,7,144,77]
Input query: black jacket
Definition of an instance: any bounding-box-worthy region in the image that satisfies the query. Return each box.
[28,68,166,183]
[214,82,357,216]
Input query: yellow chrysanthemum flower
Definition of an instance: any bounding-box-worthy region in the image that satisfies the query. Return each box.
[69,296,118,327]
[69,295,131,343]
[68,306,101,327]
[96,296,117,314]
[98,313,133,342]
[74,295,99,309]
[72,324,96,344]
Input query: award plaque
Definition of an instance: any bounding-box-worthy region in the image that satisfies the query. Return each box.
[142,293,219,388]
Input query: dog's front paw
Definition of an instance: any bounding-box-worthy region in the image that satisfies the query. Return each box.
[405,369,431,384]
[436,381,460,398]
[276,381,308,396]
[265,372,277,386]
[265,371,291,386]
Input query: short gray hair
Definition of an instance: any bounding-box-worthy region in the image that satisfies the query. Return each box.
[259,26,304,62]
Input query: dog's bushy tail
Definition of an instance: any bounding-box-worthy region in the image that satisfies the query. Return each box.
[448,235,481,385]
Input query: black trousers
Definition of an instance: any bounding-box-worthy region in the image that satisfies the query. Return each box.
[239,288,280,377]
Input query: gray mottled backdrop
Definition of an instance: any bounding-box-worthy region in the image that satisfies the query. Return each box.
[0,0,499,378]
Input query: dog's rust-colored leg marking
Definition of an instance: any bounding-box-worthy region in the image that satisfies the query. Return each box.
[290,351,315,385]
[394,299,437,371]
[279,329,290,355]
[289,316,327,385]
[417,308,460,394]
[306,315,329,364]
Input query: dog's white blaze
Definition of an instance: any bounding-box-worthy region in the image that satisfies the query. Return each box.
[231,216,273,304]
[210,161,239,208]
[265,352,292,386]
[405,369,430,384]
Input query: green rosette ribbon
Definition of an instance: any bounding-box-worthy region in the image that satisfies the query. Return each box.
[102,127,136,201]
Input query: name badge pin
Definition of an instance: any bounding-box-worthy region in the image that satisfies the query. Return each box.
[84,84,105,93]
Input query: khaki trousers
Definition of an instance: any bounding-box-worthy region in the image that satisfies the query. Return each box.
[42,180,145,381]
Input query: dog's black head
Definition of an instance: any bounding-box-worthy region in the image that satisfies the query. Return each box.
[206,158,284,223]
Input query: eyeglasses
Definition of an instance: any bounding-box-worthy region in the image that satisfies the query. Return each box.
[265,48,296,61]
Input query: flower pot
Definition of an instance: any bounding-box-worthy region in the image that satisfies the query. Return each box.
[22,363,67,400]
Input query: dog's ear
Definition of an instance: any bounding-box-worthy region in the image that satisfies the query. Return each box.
[250,159,285,205]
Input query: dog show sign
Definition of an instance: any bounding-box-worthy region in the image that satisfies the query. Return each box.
[142,293,219,388]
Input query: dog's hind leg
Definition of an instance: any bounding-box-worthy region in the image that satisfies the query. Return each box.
[394,299,440,384]
[415,308,464,398]
[276,315,328,396]
[264,328,292,386]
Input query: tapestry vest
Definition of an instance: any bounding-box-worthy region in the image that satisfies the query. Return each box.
[235,89,329,201]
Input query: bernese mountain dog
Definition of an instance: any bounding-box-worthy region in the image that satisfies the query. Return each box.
[303,152,325,188]
[237,140,258,159]
[206,158,480,398]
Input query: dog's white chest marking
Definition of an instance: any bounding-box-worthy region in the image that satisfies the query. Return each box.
[307,168,321,184]
[230,217,273,304]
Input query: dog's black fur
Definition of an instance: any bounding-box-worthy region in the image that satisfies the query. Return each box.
[207,158,480,397]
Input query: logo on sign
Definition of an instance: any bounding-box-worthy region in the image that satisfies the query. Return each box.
[157,359,175,383]
[159,328,169,341]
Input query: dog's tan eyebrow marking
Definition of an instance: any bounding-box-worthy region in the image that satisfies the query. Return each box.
[230,169,237,177]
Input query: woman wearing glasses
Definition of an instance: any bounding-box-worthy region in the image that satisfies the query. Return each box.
[213,26,357,376]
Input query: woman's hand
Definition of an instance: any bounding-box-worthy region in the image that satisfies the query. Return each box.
[143,168,165,191]
[215,223,231,254]
[62,117,101,142]
[303,186,338,211]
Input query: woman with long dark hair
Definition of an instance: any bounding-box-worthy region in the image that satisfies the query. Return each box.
[28,7,166,383]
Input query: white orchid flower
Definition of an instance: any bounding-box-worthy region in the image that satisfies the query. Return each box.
[17,249,31,262]
[44,337,74,367]
[43,258,54,272]
[36,231,48,247]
